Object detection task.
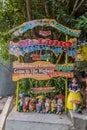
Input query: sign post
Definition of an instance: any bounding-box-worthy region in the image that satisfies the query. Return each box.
[65,35,68,113]
[16,81,19,111]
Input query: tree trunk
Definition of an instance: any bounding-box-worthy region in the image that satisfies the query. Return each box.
[26,0,31,20]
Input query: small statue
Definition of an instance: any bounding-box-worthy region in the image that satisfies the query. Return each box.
[18,98,23,112]
[36,98,43,113]
[51,99,56,113]
[24,97,30,112]
[56,99,63,115]
[67,78,82,111]
[45,98,51,113]
[29,98,36,112]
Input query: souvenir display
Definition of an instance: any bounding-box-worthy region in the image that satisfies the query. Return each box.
[67,78,82,111]
[23,97,30,112]
[18,98,24,112]
[29,98,36,112]
[56,99,63,115]
[51,99,56,113]
[36,98,43,113]
[45,98,51,113]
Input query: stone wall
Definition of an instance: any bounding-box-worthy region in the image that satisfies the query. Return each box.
[0,58,16,96]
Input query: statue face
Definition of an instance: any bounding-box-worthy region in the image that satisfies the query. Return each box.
[72,78,77,83]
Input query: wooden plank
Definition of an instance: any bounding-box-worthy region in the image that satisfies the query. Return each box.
[0,96,13,130]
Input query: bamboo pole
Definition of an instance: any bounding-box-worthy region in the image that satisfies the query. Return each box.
[65,35,68,113]
[16,81,19,111]
[16,57,20,111]
[56,52,63,65]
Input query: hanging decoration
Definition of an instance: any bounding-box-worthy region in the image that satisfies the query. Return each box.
[39,30,51,36]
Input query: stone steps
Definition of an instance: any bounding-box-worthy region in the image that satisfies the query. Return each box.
[5,108,72,130]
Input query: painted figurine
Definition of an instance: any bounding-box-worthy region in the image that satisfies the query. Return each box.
[18,98,23,112]
[56,99,63,115]
[24,97,30,112]
[67,78,82,111]
[45,98,51,113]
[51,99,56,113]
[29,98,36,111]
[36,98,43,113]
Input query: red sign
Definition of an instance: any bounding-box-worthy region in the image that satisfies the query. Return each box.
[39,30,51,36]
[47,72,74,78]
[17,38,73,48]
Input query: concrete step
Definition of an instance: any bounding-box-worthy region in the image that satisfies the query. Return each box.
[5,108,72,130]
[68,110,87,130]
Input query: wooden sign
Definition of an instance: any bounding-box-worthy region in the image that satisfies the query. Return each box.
[12,72,73,81]
[10,19,80,37]
[39,30,51,36]
[13,61,56,70]
[47,72,74,78]
[9,40,76,57]
[11,39,73,48]
[31,87,55,94]
[56,64,74,72]
[31,54,50,61]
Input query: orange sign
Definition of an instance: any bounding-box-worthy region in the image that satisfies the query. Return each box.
[13,61,56,70]
[12,72,73,81]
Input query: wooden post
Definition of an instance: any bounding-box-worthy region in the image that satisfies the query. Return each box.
[65,35,68,113]
[16,81,19,111]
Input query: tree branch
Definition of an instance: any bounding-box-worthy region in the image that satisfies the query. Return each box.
[71,0,84,16]
[44,2,49,16]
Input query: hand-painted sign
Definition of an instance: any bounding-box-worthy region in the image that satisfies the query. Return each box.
[13,61,56,70]
[31,87,55,94]
[56,64,74,72]
[14,38,73,47]
[12,72,73,81]
[12,61,74,81]
[31,54,50,61]
[10,19,81,37]
[47,72,74,78]
[9,39,76,57]
[39,30,51,36]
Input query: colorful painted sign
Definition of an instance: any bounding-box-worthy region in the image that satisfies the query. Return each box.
[31,87,55,94]
[56,64,74,72]
[12,39,73,47]
[13,61,56,70]
[9,40,76,57]
[10,19,81,37]
[47,72,74,78]
[31,54,50,61]
[39,30,51,36]
[12,72,73,81]
[12,61,74,81]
